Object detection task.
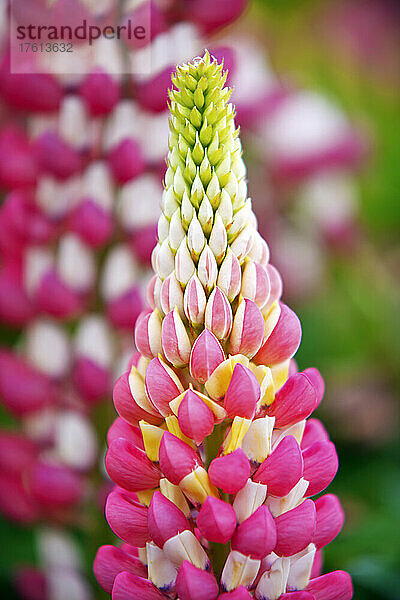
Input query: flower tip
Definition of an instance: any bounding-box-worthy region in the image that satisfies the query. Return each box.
[158,431,199,485]
[177,389,215,444]
[148,490,190,548]
[231,505,277,560]
[208,448,250,494]
[189,328,225,384]
[197,496,237,544]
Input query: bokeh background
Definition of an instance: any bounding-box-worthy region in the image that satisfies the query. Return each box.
[0,1,399,599]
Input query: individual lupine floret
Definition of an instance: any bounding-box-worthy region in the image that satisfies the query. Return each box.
[96,53,352,600]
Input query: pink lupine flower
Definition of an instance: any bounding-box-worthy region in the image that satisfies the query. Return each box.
[96,53,352,600]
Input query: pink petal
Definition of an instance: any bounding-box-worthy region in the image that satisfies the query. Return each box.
[0,432,37,477]
[105,438,161,492]
[107,418,144,450]
[313,494,344,550]
[184,0,247,35]
[224,364,260,419]
[306,571,353,600]
[159,432,200,485]
[266,372,318,428]
[178,389,215,444]
[94,545,147,593]
[73,356,110,406]
[231,506,277,560]
[229,298,265,358]
[113,371,163,426]
[302,441,338,496]
[15,568,46,600]
[112,571,165,600]
[108,138,145,184]
[301,419,330,450]
[209,449,250,494]
[266,264,283,309]
[176,561,219,600]
[105,488,149,547]
[274,499,316,556]
[148,490,190,548]
[0,350,55,415]
[218,586,253,599]
[254,303,302,366]
[145,357,183,417]
[189,328,225,384]
[253,435,303,496]
[311,550,323,579]
[205,287,233,339]
[80,70,120,116]
[197,496,237,544]
[107,287,143,331]
[303,368,325,406]
[161,308,191,367]
[134,310,161,359]
[279,593,315,599]
[33,131,81,179]
[28,460,84,508]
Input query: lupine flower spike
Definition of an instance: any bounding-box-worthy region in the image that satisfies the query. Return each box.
[95,52,353,600]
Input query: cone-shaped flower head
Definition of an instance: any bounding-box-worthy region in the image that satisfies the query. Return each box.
[97,52,352,600]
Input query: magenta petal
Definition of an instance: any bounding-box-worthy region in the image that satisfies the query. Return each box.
[208,448,250,494]
[229,298,265,358]
[224,363,260,419]
[313,494,344,550]
[145,357,183,416]
[80,70,120,116]
[218,587,253,599]
[28,461,83,508]
[274,499,316,557]
[0,432,37,476]
[108,138,145,184]
[73,356,110,406]
[113,371,163,426]
[184,0,247,35]
[105,438,161,492]
[232,505,277,560]
[189,329,225,384]
[33,131,81,179]
[254,303,302,366]
[158,431,200,485]
[279,593,315,599]
[112,571,165,600]
[197,496,237,544]
[311,550,323,579]
[15,568,47,600]
[301,419,330,450]
[94,545,147,593]
[178,389,215,444]
[69,199,113,248]
[105,488,150,547]
[306,571,353,600]
[176,561,219,600]
[107,418,145,450]
[303,368,325,406]
[0,351,55,415]
[267,371,318,428]
[302,441,339,496]
[148,491,190,548]
[253,435,303,496]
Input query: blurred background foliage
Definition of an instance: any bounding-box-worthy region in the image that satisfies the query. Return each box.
[250,1,400,599]
[1,0,399,598]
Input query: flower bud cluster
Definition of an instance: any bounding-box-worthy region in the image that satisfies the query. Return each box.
[97,53,352,600]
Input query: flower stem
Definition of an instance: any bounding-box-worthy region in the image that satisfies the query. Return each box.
[205,422,230,579]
